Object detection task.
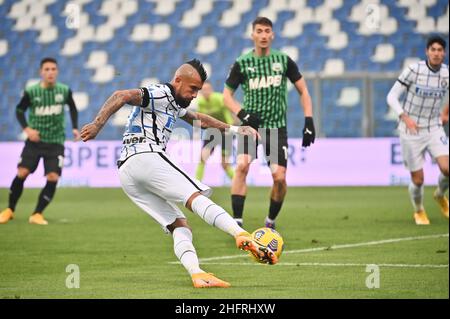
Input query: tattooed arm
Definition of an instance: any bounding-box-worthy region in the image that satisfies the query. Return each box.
[81,89,143,141]
[182,110,260,140]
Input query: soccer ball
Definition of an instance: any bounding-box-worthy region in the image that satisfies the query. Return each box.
[251,227,284,262]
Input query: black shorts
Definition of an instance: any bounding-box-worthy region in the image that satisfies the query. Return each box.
[237,127,288,168]
[18,140,65,176]
[202,129,232,155]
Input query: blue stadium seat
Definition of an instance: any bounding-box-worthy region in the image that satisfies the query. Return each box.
[0,0,448,140]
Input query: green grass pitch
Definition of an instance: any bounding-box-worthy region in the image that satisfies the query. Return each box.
[0,186,448,299]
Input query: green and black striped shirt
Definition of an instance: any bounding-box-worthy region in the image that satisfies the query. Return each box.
[16,82,78,145]
[225,49,302,128]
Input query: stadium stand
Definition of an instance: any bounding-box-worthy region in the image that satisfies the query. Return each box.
[0,0,448,140]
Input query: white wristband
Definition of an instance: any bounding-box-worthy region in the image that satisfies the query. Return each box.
[229,125,239,134]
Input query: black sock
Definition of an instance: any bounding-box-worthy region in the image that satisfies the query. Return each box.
[9,176,26,211]
[231,195,246,219]
[35,181,57,213]
[268,199,283,220]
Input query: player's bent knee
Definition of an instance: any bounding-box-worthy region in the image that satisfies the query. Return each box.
[412,177,424,186]
[46,172,60,183]
[236,162,250,175]
[17,167,31,179]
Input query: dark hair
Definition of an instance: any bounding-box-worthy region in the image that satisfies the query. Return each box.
[186,59,208,82]
[40,57,58,68]
[252,16,273,29]
[427,35,446,50]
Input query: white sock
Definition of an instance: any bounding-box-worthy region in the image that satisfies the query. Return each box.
[265,217,275,224]
[173,227,204,275]
[191,195,246,237]
[408,182,424,212]
[436,173,449,197]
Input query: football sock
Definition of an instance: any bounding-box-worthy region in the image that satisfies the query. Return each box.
[8,175,25,211]
[408,182,424,212]
[225,166,234,180]
[268,199,283,220]
[195,162,205,181]
[231,194,246,219]
[35,181,57,213]
[265,217,275,224]
[173,227,204,275]
[191,195,245,237]
[436,173,449,197]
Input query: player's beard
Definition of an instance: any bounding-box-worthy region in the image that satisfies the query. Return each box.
[176,95,192,108]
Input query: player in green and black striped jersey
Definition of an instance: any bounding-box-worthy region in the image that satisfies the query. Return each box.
[0,57,79,225]
[223,17,316,230]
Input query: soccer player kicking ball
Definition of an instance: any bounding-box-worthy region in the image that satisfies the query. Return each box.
[81,59,277,288]
[387,35,449,225]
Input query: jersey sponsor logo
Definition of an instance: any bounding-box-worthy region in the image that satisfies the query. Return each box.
[249,75,282,90]
[272,62,283,72]
[414,85,447,98]
[34,104,63,116]
[123,136,146,144]
[55,93,64,103]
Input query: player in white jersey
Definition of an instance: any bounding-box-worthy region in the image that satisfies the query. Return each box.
[80,59,277,288]
[387,35,449,225]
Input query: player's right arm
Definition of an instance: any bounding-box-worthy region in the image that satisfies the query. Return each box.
[387,66,418,134]
[16,91,40,142]
[442,104,449,125]
[223,62,260,129]
[81,89,144,141]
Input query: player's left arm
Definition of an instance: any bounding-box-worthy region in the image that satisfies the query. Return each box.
[81,88,144,141]
[181,110,260,139]
[288,56,315,147]
[67,89,80,141]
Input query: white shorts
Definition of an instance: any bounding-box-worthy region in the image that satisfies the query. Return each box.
[399,126,449,172]
[118,152,212,233]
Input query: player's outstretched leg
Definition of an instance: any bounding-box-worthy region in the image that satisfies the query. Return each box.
[172,225,230,288]
[188,193,278,264]
[434,173,449,219]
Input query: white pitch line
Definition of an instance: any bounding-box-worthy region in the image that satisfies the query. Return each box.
[168,233,448,264]
[198,262,449,269]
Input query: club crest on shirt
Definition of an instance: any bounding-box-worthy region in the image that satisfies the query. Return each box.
[55,93,64,103]
[272,62,283,73]
[441,79,448,89]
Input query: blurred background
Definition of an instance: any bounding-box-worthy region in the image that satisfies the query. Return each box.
[0,0,448,141]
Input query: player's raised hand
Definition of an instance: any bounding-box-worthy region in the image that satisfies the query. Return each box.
[24,127,40,142]
[80,123,101,141]
[236,126,261,140]
[400,113,418,134]
[302,117,315,148]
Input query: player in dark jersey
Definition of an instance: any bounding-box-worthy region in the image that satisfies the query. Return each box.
[223,17,315,229]
[0,57,79,225]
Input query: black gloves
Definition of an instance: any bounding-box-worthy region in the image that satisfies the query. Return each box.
[302,117,315,148]
[237,109,261,130]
